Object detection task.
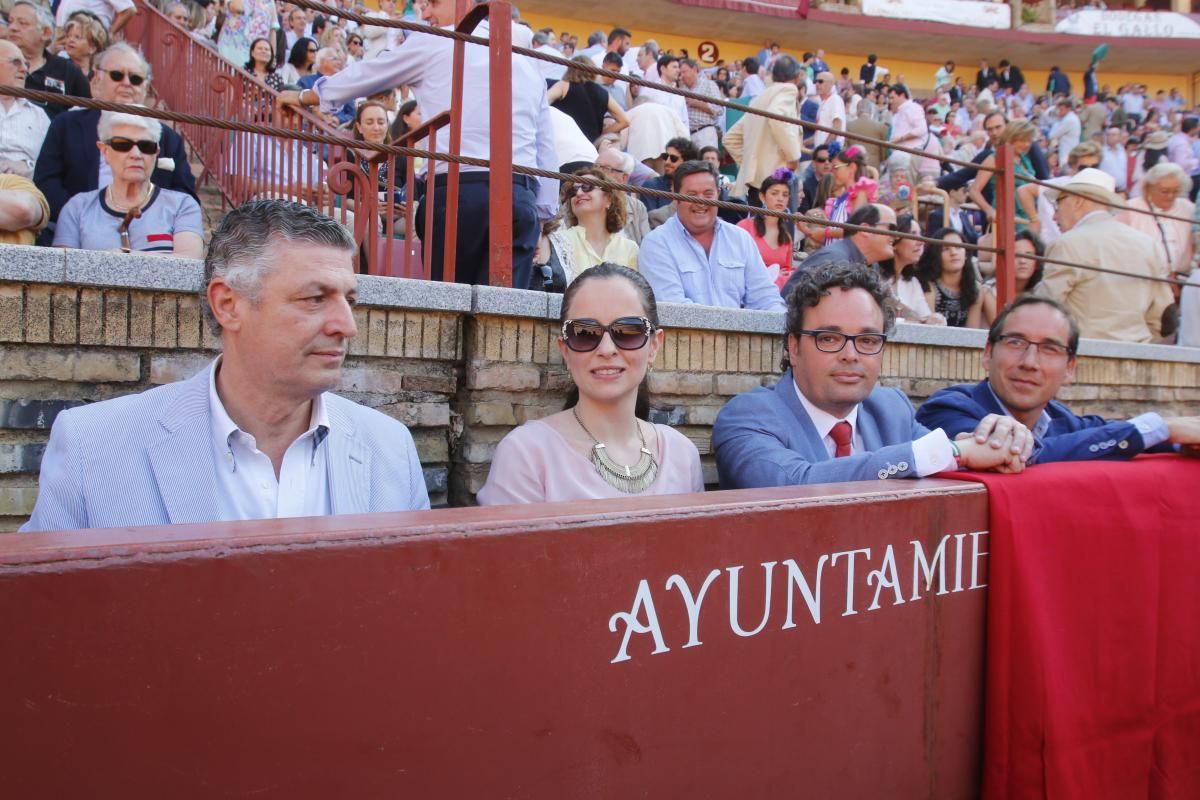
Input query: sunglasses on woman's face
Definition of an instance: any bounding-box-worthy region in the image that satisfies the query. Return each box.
[571,184,596,196]
[561,317,655,352]
[105,137,159,154]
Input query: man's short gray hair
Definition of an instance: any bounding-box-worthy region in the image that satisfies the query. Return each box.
[532,31,548,46]
[202,200,357,335]
[771,55,801,84]
[95,42,153,80]
[98,110,162,142]
[313,47,343,70]
[11,1,54,35]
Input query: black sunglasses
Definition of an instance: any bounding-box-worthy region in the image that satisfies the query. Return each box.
[561,317,655,352]
[813,157,830,164]
[106,69,146,86]
[105,137,159,154]
[664,153,683,163]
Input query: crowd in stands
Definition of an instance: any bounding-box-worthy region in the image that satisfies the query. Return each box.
[1,0,1199,346]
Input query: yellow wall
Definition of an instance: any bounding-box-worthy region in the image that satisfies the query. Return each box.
[521,10,1194,100]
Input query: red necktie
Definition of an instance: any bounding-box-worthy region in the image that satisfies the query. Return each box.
[830,421,853,458]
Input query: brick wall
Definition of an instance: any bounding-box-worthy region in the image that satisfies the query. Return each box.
[3,245,1199,528]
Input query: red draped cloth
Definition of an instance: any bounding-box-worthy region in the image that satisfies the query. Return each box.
[948,456,1200,799]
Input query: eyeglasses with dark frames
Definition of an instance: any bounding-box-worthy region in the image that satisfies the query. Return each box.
[104,137,160,155]
[561,317,656,352]
[813,157,830,164]
[993,334,1072,360]
[106,69,146,86]
[664,153,683,163]
[797,329,887,355]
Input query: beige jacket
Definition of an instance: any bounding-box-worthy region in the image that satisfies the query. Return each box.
[724,82,802,197]
[1043,211,1174,343]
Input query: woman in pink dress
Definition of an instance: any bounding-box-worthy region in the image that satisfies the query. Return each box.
[477,264,704,505]
[736,170,795,290]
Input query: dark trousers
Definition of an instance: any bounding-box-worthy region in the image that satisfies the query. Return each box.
[416,171,540,287]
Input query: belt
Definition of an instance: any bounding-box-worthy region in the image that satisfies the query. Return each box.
[690,124,716,133]
[433,172,539,190]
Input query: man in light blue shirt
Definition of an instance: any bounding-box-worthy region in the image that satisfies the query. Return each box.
[639,160,786,311]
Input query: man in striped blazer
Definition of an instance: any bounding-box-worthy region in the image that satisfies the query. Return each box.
[22,200,430,532]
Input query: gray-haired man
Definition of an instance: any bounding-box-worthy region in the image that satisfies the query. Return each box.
[23,200,429,532]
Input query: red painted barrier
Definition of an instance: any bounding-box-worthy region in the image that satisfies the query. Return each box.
[0,480,988,797]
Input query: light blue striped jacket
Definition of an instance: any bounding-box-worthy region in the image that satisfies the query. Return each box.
[21,366,430,532]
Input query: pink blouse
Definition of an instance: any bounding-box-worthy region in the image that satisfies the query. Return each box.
[477,419,705,505]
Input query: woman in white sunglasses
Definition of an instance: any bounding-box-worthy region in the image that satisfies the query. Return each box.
[478,264,703,504]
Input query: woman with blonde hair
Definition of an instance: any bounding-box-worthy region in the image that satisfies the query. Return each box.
[1118,161,1195,276]
[968,119,1039,225]
[60,11,108,75]
[479,263,703,504]
[544,167,638,285]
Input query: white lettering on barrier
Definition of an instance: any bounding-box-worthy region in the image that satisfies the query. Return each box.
[609,531,989,664]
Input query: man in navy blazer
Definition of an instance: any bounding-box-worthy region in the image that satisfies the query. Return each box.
[23,200,430,532]
[713,263,1032,489]
[32,43,196,242]
[917,296,1200,463]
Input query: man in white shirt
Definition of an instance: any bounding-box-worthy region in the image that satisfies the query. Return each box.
[280,0,557,289]
[740,57,765,102]
[813,71,845,148]
[1097,126,1127,192]
[55,0,136,37]
[1049,97,1081,173]
[0,40,49,178]
[22,200,430,532]
[637,54,688,132]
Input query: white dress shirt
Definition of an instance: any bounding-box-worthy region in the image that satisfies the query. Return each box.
[639,83,689,132]
[814,92,846,147]
[793,380,955,475]
[208,360,332,521]
[0,99,50,174]
[314,19,558,208]
[55,0,134,29]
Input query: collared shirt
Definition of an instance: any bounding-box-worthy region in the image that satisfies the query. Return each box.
[314,20,557,207]
[1167,132,1199,174]
[208,359,333,521]
[639,216,786,311]
[742,73,765,101]
[564,225,638,276]
[889,99,927,147]
[1099,144,1127,192]
[792,380,954,474]
[0,98,49,173]
[984,380,1169,448]
[685,76,721,132]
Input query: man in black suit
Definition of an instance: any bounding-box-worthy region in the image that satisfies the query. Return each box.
[33,43,196,243]
[998,59,1025,93]
[974,58,994,92]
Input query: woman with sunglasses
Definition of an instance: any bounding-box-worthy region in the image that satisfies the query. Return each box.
[478,264,703,505]
[346,34,365,63]
[53,112,203,259]
[541,168,638,287]
[821,145,875,245]
[917,228,983,328]
[243,37,282,91]
[279,36,317,86]
[736,168,794,289]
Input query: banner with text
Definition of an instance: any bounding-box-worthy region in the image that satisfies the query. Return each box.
[861,0,1011,30]
[1056,10,1200,39]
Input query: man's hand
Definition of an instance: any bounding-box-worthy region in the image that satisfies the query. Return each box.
[277,90,305,110]
[965,413,1035,462]
[956,437,1027,473]
[1165,416,1200,445]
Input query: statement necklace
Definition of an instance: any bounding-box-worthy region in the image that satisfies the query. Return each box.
[572,407,659,494]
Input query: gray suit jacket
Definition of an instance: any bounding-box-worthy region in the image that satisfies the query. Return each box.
[713,369,929,488]
[22,366,430,531]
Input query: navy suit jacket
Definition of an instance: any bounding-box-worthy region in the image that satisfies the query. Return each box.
[937,142,1050,195]
[33,108,197,231]
[713,369,930,488]
[21,365,431,532]
[925,207,980,245]
[915,380,1171,464]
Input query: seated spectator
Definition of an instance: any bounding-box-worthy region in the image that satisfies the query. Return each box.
[23,199,429,531]
[547,55,627,144]
[55,0,135,38]
[58,10,108,77]
[712,263,1030,489]
[639,160,785,311]
[0,173,50,245]
[879,213,944,325]
[299,47,353,125]
[244,37,283,91]
[34,43,197,243]
[388,98,423,144]
[0,40,50,179]
[53,111,204,258]
[797,144,832,214]
[641,136,695,213]
[968,120,1039,225]
[622,101,687,166]
[479,264,703,504]
[216,0,275,68]
[735,169,794,289]
[343,100,409,220]
[1043,168,1173,343]
[918,228,984,328]
[925,185,980,246]
[345,32,364,64]
[1118,162,1195,276]
[279,36,317,86]
[594,147,649,245]
[543,167,638,286]
[917,296,1200,462]
[981,229,1044,326]
[784,204,898,298]
[1020,141,1102,247]
[821,145,876,245]
[8,1,90,120]
[165,2,193,30]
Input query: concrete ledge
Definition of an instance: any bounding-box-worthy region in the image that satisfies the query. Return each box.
[63,249,204,292]
[1077,337,1200,364]
[890,321,987,348]
[657,302,785,334]
[471,285,550,319]
[0,244,66,283]
[358,275,472,312]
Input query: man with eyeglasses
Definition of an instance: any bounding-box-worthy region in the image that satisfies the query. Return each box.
[0,40,49,179]
[918,296,1200,462]
[33,43,196,245]
[6,0,90,120]
[714,263,1031,488]
[594,148,649,244]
